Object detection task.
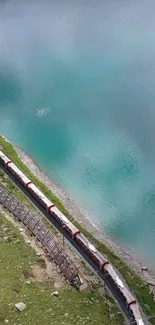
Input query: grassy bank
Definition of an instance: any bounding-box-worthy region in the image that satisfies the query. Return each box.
[0,135,155,323]
[0,214,123,325]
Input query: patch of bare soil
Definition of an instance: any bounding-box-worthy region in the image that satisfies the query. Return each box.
[31,265,45,281]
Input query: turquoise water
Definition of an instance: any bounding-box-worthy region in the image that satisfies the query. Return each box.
[1,0,155,265]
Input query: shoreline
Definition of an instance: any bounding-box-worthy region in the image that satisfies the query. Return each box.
[14,144,155,286]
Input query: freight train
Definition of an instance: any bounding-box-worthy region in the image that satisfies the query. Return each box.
[0,150,145,325]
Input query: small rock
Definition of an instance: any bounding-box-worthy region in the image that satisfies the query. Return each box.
[15,302,26,312]
[37,252,42,257]
[147,281,155,287]
[4,320,9,323]
[19,228,24,232]
[52,291,59,296]
[79,282,88,291]
[141,266,148,271]
[26,280,31,285]
[64,313,68,316]
[110,313,115,319]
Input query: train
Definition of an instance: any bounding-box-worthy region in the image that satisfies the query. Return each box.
[0,150,145,325]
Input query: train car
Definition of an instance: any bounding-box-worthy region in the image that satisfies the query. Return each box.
[0,152,31,188]
[49,206,80,238]
[0,150,11,167]
[129,304,144,325]
[26,185,80,239]
[105,263,136,308]
[7,162,32,187]
[75,233,109,269]
[26,183,54,211]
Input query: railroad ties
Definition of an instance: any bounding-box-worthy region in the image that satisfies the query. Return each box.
[0,183,81,287]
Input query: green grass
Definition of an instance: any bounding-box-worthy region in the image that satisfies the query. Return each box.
[0,135,155,323]
[0,214,123,325]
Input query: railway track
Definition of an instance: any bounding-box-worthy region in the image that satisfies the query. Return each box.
[0,150,148,325]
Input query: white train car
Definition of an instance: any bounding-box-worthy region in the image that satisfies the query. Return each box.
[0,150,11,166]
[105,263,136,307]
[7,162,31,187]
[49,206,80,238]
[130,304,145,325]
[27,183,54,211]
[75,233,109,269]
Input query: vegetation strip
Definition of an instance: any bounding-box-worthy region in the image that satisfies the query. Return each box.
[0,135,155,323]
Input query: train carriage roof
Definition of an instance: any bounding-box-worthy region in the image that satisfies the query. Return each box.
[28,183,53,206]
[78,234,99,254]
[0,151,6,158]
[115,276,124,289]
[51,206,80,234]
[107,264,136,303]
[9,163,31,183]
[52,206,69,224]
[0,150,11,162]
[129,304,144,324]
[88,243,97,253]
